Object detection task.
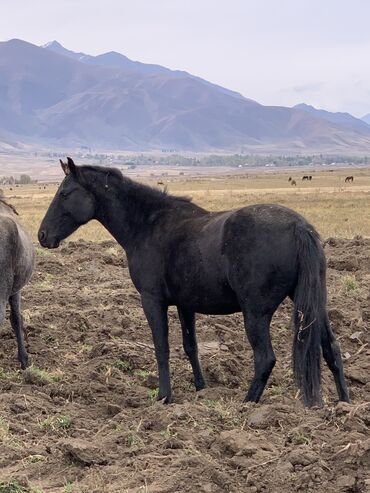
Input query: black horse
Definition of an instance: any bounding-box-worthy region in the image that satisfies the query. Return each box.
[38,158,349,407]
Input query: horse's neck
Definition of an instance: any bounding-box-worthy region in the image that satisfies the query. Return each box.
[84,169,204,252]
[0,205,14,218]
[92,180,162,251]
[95,196,130,248]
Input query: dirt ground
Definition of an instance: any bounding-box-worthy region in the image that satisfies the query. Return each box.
[0,236,369,492]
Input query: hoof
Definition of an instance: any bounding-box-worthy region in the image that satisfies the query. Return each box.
[243,395,259,404]
[158,394,172,404]
[339,393,350,403]
[302,396,324,408]
[195,380,206,392]
[19,354,29,370]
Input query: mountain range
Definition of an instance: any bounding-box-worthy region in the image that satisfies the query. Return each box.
[1,38,370,152]
[361,113,370,126]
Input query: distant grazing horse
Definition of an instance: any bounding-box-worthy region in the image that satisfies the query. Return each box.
[302,175,312,181]
[345,176,354,183]
[291,180,297,186]
[288,177,292,182]
[38,158,349,407]
[0,196,35,368]
[157,181,165,186]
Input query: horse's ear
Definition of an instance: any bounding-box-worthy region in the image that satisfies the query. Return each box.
[60,159,69,175]
[60,157,77,176]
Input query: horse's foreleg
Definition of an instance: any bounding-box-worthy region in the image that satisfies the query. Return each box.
[177,307,205,391]
[9,292,29,369]
[243,310,275,403]
[141,294,171,403]
[0,301,5,326]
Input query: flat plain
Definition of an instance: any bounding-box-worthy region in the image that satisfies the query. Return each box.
[4,165,370,240]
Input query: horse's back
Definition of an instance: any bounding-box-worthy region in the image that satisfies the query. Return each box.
[225,204,313,234]
[223,204,302,266]
[222,204,319,308]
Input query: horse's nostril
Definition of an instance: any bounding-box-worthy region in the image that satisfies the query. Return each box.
[38,230,46,242]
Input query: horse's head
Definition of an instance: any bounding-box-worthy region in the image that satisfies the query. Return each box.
[38,158,95,248]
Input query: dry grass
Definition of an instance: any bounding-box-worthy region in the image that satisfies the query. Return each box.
[3,167,370,241]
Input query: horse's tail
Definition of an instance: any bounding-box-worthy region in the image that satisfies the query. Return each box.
[293,224,324,407]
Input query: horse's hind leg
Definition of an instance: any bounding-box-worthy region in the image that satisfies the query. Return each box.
[242,309,276,403]
[9,292,29,369]
[321,315,349,402]
[177,307,205,391]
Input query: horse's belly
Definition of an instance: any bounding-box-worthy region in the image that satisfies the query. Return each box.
[193,299,241,315]
[168,274,240,315]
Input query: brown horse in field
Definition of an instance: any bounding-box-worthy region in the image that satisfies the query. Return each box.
[345,176,354,183]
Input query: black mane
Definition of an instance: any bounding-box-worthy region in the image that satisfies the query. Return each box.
[79,165,205,214]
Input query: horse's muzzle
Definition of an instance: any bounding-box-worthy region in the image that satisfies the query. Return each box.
[38,230,60,249]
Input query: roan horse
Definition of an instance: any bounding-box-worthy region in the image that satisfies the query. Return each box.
[38,158,349,407]
[0,195,35,368]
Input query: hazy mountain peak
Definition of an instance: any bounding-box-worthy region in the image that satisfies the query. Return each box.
[43,40,164,71]
[42,40,248,101]
[361,113,370,125]
[294,102,370,133]
[102,50,128,57]
[5,38,32,47]
[42,40,63,49]
[295,103,315,110]
[42,40,88,61]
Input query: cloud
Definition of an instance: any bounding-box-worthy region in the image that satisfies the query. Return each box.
[2,0,370,115]
[291,82,324,94]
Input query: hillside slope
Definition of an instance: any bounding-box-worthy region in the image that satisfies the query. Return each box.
[1,39,370,151]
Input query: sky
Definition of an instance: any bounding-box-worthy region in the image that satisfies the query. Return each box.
[1,0,370,117]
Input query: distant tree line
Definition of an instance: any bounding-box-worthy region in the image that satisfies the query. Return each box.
[41,150,370,168]
[0,174,35,185]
